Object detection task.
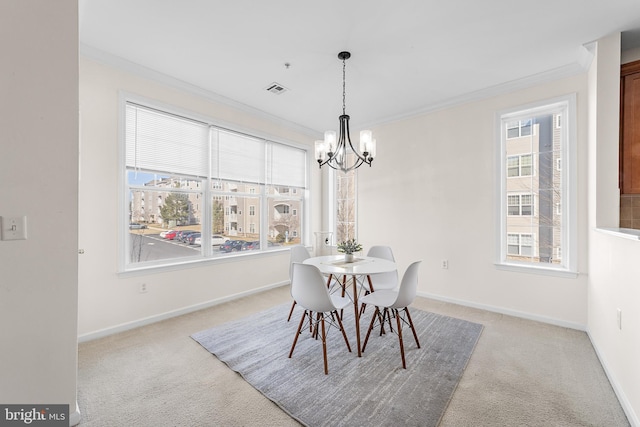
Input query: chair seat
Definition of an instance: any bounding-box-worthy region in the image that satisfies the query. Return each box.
[361,276,396,292]
[330,294,352,310]
[360,289,397,308]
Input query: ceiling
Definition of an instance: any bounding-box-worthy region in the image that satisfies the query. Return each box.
[79,0,640,137]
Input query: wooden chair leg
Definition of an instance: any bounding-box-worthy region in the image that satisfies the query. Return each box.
[289,310,307,358]
[339,275,347,319]
[321,314,328,375]
[313,312,321,339]
[334,310,352,352]
[385,307,395,334]
[404,307,421,348]
[362,306,380,352]
[287,300,297,322]
[395,308,407,369]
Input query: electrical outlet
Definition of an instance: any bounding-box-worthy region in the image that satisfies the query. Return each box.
[139,283,148,293]
[617,308,622,330]
[441,260,448,269]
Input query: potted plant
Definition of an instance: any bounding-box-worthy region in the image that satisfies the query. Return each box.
[337,238,362,262]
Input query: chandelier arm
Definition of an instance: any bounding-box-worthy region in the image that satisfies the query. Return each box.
[343,115,369,164]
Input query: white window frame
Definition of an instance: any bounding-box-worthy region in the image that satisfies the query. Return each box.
[495,94,577,277]
[118,93,309,273]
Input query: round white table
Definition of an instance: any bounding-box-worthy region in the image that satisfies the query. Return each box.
[303,255,397,357]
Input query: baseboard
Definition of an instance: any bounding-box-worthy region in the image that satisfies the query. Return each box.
[77,281,288,342]
[69,402,81,426]
[417,291,587,331]
[586,330,639,427]
[419,291,637,426]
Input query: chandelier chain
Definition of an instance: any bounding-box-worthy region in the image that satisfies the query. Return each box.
[342,57,346,116]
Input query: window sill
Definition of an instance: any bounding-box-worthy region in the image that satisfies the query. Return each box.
[118,247,288,278]
[595,227,640,240]
[495,262,579,279]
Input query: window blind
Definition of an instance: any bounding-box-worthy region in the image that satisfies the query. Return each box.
[126,102,307,188]
[268,142,307,188]
[126,104,209,177]
[215,129,265,183]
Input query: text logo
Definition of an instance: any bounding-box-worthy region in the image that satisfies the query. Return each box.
[1,405,68,426]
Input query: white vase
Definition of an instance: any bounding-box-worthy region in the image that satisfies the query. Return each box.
[344,253,354,263]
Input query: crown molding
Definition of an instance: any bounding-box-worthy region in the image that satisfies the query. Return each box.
[81,43,593,136]
[364,46,594,129]
[79,43,320,139]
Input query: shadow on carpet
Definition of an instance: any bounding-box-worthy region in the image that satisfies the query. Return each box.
[192,303,483,427]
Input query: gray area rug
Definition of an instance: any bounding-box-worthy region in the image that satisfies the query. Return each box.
[192,303,483,427]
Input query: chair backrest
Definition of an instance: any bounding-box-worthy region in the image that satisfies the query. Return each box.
[290,263,336,313]
[392,261,422,309]
[289,245,311,280]
[367,245,398,289]
[367,245,395,261]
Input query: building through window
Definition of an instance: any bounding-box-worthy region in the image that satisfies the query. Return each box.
[498,95,576,274]
[123,101,307,271]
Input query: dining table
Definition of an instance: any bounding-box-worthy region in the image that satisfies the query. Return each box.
[303,254,397,357]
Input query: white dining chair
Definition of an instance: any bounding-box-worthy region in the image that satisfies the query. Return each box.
[359,245,398,317]
[287,245,311,321]
[360,261,422,369]
[288,263,352,374]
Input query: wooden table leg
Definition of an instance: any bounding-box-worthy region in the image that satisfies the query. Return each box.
[352,275,361,357]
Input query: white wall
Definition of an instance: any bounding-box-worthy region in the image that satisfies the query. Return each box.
[358,74,589,328]
[588,33,640,426]
[0,0,80,423]
[77,57,320,338]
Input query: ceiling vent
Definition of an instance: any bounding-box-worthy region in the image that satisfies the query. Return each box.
[265,82,288,95]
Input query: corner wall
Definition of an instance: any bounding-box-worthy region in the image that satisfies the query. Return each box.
[587,33,640,426]
[357,73,589,328]
[77,56,320,338]
[0,1,80,424]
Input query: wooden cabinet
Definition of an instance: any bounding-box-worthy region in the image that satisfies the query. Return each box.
[620,60,640,194]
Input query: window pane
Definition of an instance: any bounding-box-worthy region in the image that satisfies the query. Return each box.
[501,100,570,268]
[507,156,519,177]
[269,198,302,245]
[521,154,532,176]
[128,188,202,263]
[507,127,519,139]
[336,167,356,242]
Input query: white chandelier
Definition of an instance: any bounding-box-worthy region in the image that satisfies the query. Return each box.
[315,51,376,172]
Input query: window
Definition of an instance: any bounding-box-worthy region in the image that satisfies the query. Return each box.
[507,193,533,216]
[497,95,576,275]
[123,101,307,271]
[506,119,533,139]
[507,233,534,256]
[335,163,357,243]
[507,154,533,177]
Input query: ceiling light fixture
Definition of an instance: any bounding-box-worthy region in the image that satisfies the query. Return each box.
[315,51,376,172]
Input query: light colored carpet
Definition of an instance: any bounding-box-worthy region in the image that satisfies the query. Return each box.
[192,303,483,427]
[76,286,630,426]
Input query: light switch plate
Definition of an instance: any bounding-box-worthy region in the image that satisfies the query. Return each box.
[0,216,28,240]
